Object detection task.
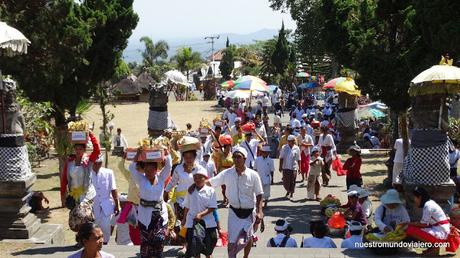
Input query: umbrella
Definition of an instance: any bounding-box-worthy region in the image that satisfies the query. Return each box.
[298,82,319,90]
[323,77,346,89]
[0,22,30,56]
[233,75,268,92]
[225,89,264,99]
[409,65,460,96]
[296,71,310,78]
[335,77,361,96]
[164,70,188,86]
[268,85,279,94]
[357,108,387,119]
[221,80,235,89]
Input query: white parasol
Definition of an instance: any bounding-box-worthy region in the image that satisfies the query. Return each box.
[225,89,264,99]
[0,22,31,56]
[164,70,189,86]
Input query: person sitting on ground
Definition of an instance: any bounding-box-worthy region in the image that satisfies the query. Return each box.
[358,188,372,220]
[344,191,367,226]
[403,187,459,255]
[373,189,410,233]
[341,221,364,249]
[68,222,115,258]
[302,220,337,248]
[267,219,298,248]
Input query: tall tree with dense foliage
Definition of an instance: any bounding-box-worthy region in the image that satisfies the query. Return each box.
[139,36,170,67]
[271,22,290,75]
[0,0,139,125]
[219,37,236,80]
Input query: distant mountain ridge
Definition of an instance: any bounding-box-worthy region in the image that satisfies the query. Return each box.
[123,28,278,63]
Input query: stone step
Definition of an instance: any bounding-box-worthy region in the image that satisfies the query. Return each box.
[14,244,448,258]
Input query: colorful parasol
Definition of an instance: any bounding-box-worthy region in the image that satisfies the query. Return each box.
[233,75,268,92]
[323,77,346,89]
[409,64,460,97]
[221,80,235,89]
[335,77,361,96]
[296,71,310,78]
[298,82,319,90]
[357,102,388,119]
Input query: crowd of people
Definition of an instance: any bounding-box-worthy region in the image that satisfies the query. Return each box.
[58,87,460,258]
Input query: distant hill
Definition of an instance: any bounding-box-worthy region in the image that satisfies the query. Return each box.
[123,29,278,63]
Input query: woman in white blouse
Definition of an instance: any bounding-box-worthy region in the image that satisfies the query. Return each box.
[317,126,336,186]
[404,187,457,255]
[130,149,172,258]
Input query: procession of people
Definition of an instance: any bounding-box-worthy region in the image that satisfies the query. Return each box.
[59,84,460,258]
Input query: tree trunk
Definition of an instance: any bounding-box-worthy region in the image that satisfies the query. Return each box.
[399,112,409,157]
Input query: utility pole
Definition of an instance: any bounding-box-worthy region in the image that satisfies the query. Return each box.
[205,35,220,78]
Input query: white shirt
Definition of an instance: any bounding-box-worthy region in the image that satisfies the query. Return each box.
[449,149,460,168]
[239,139,260,168]
[302,236,336,248]
[230,125,240,136]
[210,167,263,209]
[227,112,238,127]
[116,223,133,245]
[290,118,301,129]
[420,200,450,237]
[112,133,128,149]
[200,160,217,178]
[341,235,364,249]
[68,250,114,258]
[374,204,410,232]
[393,139,405,163]
[320,120,330,128]
[318,134,336,161]
[129,156,172,227]
[297,134,314,154]
[256,124,267,140]
[254,156,274,185]
[279,144,301,170]
[262,96,270,107]
[266,233,298,248]
[91,167,117,216]
[324,107,333,116]
[183,185,218,228]
[166,164,204,207]
[293,108,304,120]
[310,157,324,176]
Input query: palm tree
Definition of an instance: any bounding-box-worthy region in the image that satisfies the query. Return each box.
[173,47,203,79]
[139,36,169,67]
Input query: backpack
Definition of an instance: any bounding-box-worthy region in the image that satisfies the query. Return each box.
[269,236,290,247]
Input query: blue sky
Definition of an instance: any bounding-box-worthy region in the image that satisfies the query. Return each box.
[130,0,296,40]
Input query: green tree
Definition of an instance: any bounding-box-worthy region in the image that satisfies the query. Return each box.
[271,22,290,75]
[0,0,139,125]
[219,37,236,80]
[139,36,169,67]
[173,47,203,79]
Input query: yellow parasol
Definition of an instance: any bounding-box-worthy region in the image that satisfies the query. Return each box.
[335,77,361,96]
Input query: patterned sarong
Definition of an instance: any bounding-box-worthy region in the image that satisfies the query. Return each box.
[139,213,166,258]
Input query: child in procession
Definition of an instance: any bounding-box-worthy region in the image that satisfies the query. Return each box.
[183,167,218,258]
[254,145,275,207]
[307,147,323,201]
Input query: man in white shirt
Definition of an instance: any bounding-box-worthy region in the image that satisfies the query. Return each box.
[341,221,364,249]
[208,147,264,258]
[91,155,120,244]
[223,108,238,127]
[267,219,297,248]
[239,131,263,169]
[254,145,274,207]
[279,135,301,199]
[290,113,301,129]
[292,103,304,120]
[112,128,128,151]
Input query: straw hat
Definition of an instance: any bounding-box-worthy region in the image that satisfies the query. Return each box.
[178,136,201,153]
